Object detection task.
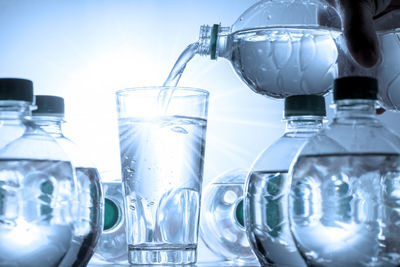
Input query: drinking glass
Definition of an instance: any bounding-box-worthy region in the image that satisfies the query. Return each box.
[116,86,209,265]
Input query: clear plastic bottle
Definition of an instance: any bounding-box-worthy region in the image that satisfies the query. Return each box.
[245,94,326,267]
[289,76,400,267]
[197,0,342,98]
[31,95,103,267]
[200,169,258,264]
[92,180,127,264]
[0,78,77,267]
[374,10,400,111]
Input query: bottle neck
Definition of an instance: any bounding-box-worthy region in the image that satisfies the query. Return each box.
[334,99,377,122]
[198,24,231,59]
[0,100,32,120]
[31,115,64,136]
[284,116,324,136]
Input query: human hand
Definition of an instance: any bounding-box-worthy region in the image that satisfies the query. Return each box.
[334,0,400,68]
[330,0,400,114]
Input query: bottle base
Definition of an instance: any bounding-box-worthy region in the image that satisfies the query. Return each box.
[128,244,197,265]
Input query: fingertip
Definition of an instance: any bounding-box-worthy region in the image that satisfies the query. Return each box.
[344,27,380,68]
[351,44,381,68]
[340,0,381,68]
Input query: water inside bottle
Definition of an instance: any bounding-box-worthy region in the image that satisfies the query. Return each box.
[246,170,306,267]
[231,27,340,98]
[0,158,75,267]
[290,153,400,266]
[59,167,102,267]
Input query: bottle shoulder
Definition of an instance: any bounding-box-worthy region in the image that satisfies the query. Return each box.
[230,0,341,33]
[300,120,400,156]
[53,134,97,168]
[251,135,311,172]
[0,124,72,162]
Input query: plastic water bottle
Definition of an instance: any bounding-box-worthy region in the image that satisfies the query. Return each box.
[0,79,77,267]
[92,180,127,264]
[197,0,341,99]
[200,169,258,264]
[164,0,342,97]
[245,94,326,267]
[31,95,103,267]
[375,10,400,111]
[289,76,400,266]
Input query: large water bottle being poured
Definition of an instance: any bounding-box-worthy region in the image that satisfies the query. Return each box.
[164,0,342,99]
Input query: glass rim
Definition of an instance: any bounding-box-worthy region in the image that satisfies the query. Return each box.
[116,86,209,97]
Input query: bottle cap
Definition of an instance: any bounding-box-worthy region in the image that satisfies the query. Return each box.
[334,76,378,101]
[235,198,244,228]
[33,95,64,115]
[104,198,120,231]
[284,95,326,117]
[210,24,219,60]
[0,78,34,103]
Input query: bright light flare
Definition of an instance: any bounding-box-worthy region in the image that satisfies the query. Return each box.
[1,219,45,251]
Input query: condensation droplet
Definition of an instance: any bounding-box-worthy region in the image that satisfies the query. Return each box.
[126,167,135,173]
[171,126,188,134]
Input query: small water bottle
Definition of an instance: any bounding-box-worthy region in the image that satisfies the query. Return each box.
[0,79,77,267]
[31,95,103,267]
[92,179,127,264]
[197,0,341,98]
[245,94,326,267]
[200,169,258,264]
[289,76,400,266]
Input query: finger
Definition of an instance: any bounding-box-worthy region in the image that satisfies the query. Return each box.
[374,0,400,19]
[338,0,380,67]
